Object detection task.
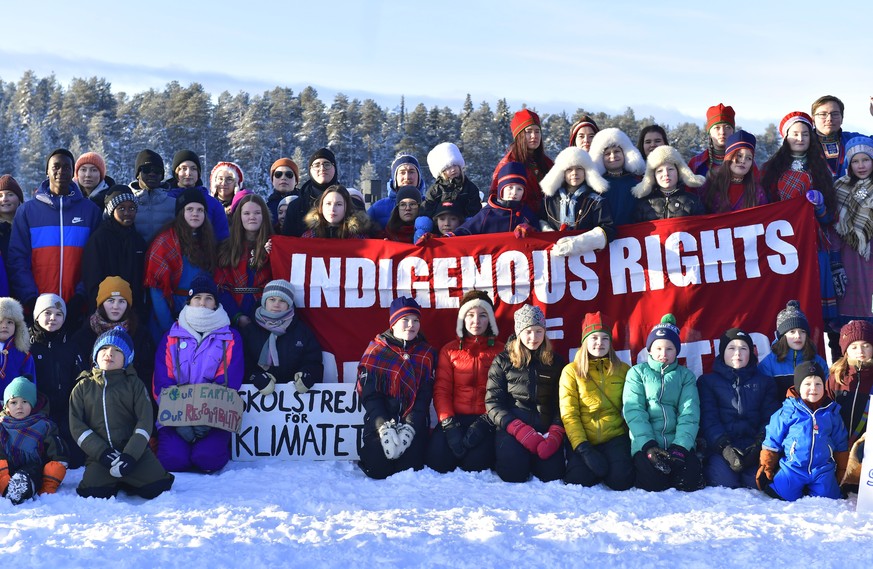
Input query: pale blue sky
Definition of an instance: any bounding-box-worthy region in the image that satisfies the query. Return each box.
[2,0,871,132]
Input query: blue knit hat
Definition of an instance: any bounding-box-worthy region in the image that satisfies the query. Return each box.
[389,297,421,327]
[646,313,681,352]
[4,376,36,407]
[844,136,873,171]
[496,162,528,197]
[92,326,135,367]
[187,274,219,304]
[391,154,423,188]
[724,130,756,159]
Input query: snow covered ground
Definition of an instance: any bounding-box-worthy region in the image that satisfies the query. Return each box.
[1,460,871,568]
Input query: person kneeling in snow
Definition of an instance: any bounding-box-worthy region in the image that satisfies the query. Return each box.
[0,376,67,504]
[356,297,436,479]
[757,362,848,501]
[70,327,174,499]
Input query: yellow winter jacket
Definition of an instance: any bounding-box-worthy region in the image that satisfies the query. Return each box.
[559,357,630,449]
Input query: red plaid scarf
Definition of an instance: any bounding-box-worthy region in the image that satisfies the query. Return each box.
[776,170,812,202]
[144,227,182,298]
[357,334,435,418]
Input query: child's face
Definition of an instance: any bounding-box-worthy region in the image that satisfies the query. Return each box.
[0,317,15,342]
[5,396,32,420]
[102,296,129,323]
[37,307,65,332]
[728,149,754,178]
[391,315,420,342]
[785,328,807,351]
[799,375,824,404]
[603,146,625,173]
[97,345,125,371]
[564,166,586,187]
[650,339,677,365]
[464,307,489,337]
[850,153,872,180]
[655,164,678,190]
[322,192,346,226]
[519,325,545,351]
[846,340,873,362]
[723,339,750,369]
[441,165,461,181]
[436,213,461,235]
[586,332,610,358]
[501,184,525,202]
[264,297,290,313]
[277,204,288,226]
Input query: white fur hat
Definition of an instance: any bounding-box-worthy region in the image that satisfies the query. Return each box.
[632,145,705,198]
[455,290,498,339]
[588,128,646,176]
[539,147,609,197]
[427,143,465,179]
[0,297,31,353]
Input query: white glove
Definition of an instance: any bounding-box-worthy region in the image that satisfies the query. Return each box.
[294,372,310,393]
[552,228,607,257]
[396,423,416,455]
[378,420,401,460]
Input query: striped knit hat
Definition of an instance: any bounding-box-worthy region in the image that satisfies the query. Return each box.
[389,297,421,327]
[779,112,814,139]
[581,311,611,343]
[496,162,527,197]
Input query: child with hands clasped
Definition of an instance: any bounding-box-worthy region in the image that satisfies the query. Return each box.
[485,305,566,483]
[559,312,634,490]
[356,297,436,479]
[757,362,848,501]
[0,376,67,504]
[70,327,174,499]
[622,314,704,492]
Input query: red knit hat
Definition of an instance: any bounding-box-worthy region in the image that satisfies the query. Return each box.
[779,111,814,139]
[839,320,873,353]
[581,311,611,343]
[705,104,735,132]
[510,109,540,138]
[75,152,106,180]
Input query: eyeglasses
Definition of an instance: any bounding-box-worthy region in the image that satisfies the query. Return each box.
[311,161,334,171]
[215,176,237,184]
[139,165,163,175]
[398,201,419,210]
[814,112,842,120]
[273,170,295,179]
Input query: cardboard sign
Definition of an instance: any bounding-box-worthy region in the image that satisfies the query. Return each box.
[232,383,365,461]
[157,384,245,433]
[855,396,873,513]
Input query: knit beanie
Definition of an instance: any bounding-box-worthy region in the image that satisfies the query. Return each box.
[724,130,757,160]
[278,195,298,208]
[775,300,809,338]
[455,290,498,338]
[427,143,465,179]
[496,162,528,197]
[839,320,873,353]
[581,311,611,344]
[45,148,75,174]
[172,149,202,176]
[705,104,736,132]
[308,148,337,169]
[270,157,299,180]
[230,189,253,213]
[389,296,421,327]
[391,154,423,187]
[175,187,207,215]
[96,276,133,307]
[104,186,138,218]
[262,279,294,309]
[92,326,135,367]
[569,116,599,146]
[4,376,36,407]
[779,112,814,139]
[0,174,24,204]
[718,328,755,363]
[844,136,873,171]
[211,161,244,189]
[793,361,825,395]
[187,274,218,303]
[510,109,540,139]
[33,293,66,321]
[394,185,422,206]
[514,304,546,336]
[646,313,681,352]
[0,297,30,352]
[75,152,107,180]
[135,149,164,176]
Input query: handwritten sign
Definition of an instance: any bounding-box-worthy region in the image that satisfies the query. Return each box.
[157,384,244,433]
[232,383,365,461]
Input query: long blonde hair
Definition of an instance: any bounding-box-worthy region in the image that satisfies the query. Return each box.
[508,335,554,369]
[573,341,621,378]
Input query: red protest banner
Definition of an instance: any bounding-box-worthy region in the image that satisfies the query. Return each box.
[270,197,822,381]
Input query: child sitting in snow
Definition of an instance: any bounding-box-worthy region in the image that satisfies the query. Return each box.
[0,376,67,504]
[757,362,848,501]
[70,327,174,499]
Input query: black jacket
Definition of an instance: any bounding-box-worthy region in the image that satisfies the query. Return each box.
[634,186,705,222]
[81,217,147,316]
[241,317,325,388]
[421,176,482,218]
[542,185,616,240]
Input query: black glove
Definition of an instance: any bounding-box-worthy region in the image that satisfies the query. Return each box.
[193,426,211,439]
[741,442,762,470]
[441,418,466,459]
[99,448,121,469]
[463,414,494,449]
[176,426,196,443]
[109,453,137,478]
[644,441,672,474]
[575,441,608,478]
[250,371,276,395]
[721,445,745,473]
[667,444,692,487]
[6,471,36,505]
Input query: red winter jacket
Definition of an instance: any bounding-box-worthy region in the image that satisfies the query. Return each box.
[433,335,504,421]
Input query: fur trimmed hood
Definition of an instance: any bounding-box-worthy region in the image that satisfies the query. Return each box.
[304,207,371,236]
[0,297,30,353]
[588,128,646,176]
[632,145,705,198]
[539,147,609,197]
